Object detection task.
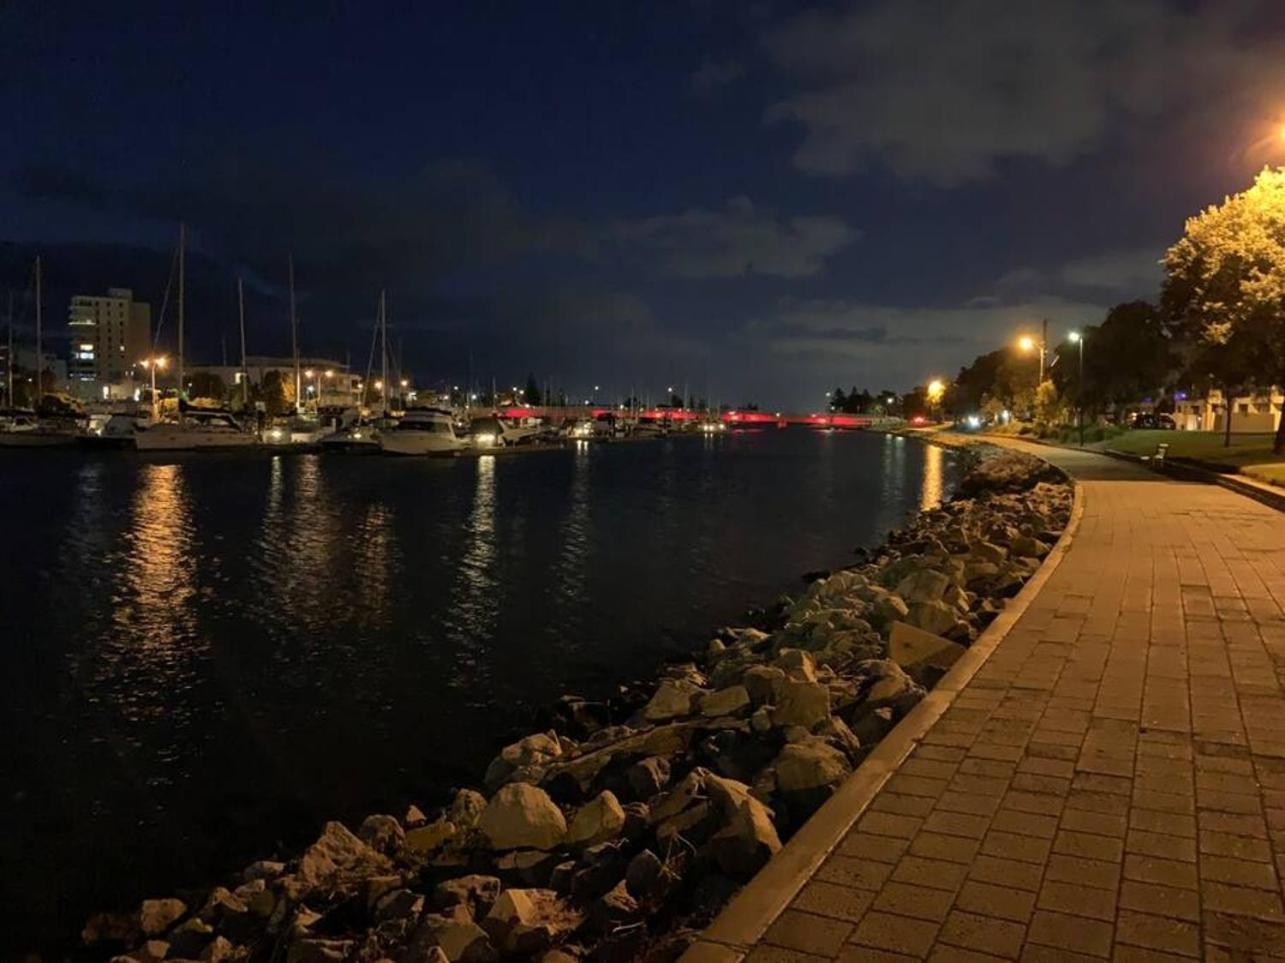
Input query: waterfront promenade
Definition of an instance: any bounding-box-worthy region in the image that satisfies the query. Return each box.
[692,441,1285,961]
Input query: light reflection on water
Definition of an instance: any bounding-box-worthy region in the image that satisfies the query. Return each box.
[0,430,957,953]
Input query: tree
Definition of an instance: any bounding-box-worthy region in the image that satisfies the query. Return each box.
[1051,301,1174,415]
[830,387,847,412]
[188,371,226,404]
[249,370,289,416]
[524,373,542,406]
[1163,167,1285,452]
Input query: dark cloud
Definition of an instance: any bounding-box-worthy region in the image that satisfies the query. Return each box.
[690,59,745,97]
[763,0,1283,185]
[609,196,857,279]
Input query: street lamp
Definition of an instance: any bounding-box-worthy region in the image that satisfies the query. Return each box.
[926,379,945,423]
[1017,323,1048,382]
[140,356,168,421]
[1067,331,1085,446]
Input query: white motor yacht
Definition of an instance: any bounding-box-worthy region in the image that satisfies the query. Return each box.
[379,408,464,455]
[133,410,259,451]
[0,409,84,447]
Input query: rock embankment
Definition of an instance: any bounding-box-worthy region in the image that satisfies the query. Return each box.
[84,448,1072,963]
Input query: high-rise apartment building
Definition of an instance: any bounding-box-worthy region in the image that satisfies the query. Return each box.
[67,288,152,396]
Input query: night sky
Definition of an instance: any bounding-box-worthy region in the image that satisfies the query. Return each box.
[5,1,1285,409]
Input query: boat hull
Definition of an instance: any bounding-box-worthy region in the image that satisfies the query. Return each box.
[379,432,464,456]
[133,428,260,452]
[0,431,80,448]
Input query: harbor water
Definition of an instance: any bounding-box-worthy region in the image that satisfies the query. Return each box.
[0,428,958,953]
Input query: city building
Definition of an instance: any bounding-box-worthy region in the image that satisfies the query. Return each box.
[66,288,152,399]
[1172,386,1283,433]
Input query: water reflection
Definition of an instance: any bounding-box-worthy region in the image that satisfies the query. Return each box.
[445,455,498,695]
[920,442,944,511]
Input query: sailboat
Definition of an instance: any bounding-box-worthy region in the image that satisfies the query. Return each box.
[133,225,259,452]
[0,257,86,448]
[320,290,392,452]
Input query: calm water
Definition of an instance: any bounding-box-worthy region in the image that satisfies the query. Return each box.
[0,429,957,952]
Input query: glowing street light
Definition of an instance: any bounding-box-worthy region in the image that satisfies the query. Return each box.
[139,355,168,421]
[1067,331,1086,446]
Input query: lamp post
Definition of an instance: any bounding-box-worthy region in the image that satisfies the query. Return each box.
[926,379,946,423]
[140,356,168,422]
[1068,331,1085,446]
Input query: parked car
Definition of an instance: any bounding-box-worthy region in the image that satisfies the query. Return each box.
[1130,412,1176,429]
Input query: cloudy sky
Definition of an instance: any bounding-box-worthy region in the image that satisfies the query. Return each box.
[4,0,1285,407]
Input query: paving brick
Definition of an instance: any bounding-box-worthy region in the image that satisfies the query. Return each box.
[890,855,970,892]
[1037,879,1116,921]
[953,879,1036,922]
[1124,829,1196,862]
[909,831,981,865]
[1027,909,1115,957]
[981,829,1052,864]
[871,881,956,923]
[1060,808,1127,838]
[1054,829,1124,862]
[838,831,909,863]
[816,854,894,891]
[1200,853,1279,890]
[850,910,940,957]
[1114,910,1201,957]
[923,810,991,840]
[1122,854,1198,890]
[762,909,853,956]
[791,881,875,922]
[1044,853,1122,891]
[938,909,1026,958]
[968,854,1046,892]
[1119,880,1201,923]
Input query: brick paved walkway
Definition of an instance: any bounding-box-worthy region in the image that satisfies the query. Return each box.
[746,444,1285,961]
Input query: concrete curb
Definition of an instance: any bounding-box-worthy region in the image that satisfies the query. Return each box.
[680,470,1088,963]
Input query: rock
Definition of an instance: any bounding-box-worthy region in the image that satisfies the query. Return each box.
[706,638,726,659]
[479,783,567,850]
[539,952,580,963]
[889,621,966,672]
[906,599,962,636]
[485,732,564,788]
[450,789,488,829]
[295,821,391,896]
[750,706,773,733]
[242,859,285,883]
[374,888,425,922]
[775,738,852,793]
[699,685,751,718]
[405,804,429,827]
[416,913,496,963]
[970,540,1007,563]
[870,593,910,628]
[198,887,247,926]
[859,659,920,706]
[958,450,1061,496]
[199,935,235,962]
[405,819,457,855]
[648,770,706,824]
[365,875,403,909]
[895,569,951,604]
[642,679,706,721]
[168,917,215,958]
[703,774,782,877]
[626,756,671,798]
[139,898,187,937]
[850,705,895,744]
[742,666,786,706]
[139,940,170,962]
[771,679,830,729]
[482,889,583,956]
[625,849,664,898]
[773,649,817,682]
[433,875,502,918]
[565,791,626,848]
[359,813,406,854]
[590,880,639,931]
[1011,534,1048,558]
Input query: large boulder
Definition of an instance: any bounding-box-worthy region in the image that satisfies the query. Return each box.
[742,666,786,706]
[642,679,707,721]
[889,621,966,672]
[405,819,457,856]
[481,889,583,955]
[450,789,489,830]
[703,774,782,877]
[771,679,830,729]
[958,450,1061,496]
[139,898,187,937]
[358,814,405,855]
[485,732,563,788]
[564,791,626,848]
[870,593,910,629]
[479,784,567,851]
[775,738,852,794]
[626,755,671,798]
[906,599,962,636]
[699,685,751,718]
[293,822,391,897]
[432,875,502,919]
[894,569,951,604]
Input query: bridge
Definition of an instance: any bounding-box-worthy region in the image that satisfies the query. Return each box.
[485,406,888,430]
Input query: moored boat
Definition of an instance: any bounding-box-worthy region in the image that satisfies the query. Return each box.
[379,407,464,455]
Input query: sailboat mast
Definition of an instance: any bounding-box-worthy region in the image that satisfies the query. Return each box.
[6,291,13,407]
[288,254,300,413]
[238,277,248,409]
[177,223,185,414]
[33,256,42,401]
[379,289,388,415]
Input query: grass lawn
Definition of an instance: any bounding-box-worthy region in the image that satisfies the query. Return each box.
[1243,462,1285,487]
[1104,430,1282,467]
